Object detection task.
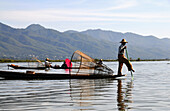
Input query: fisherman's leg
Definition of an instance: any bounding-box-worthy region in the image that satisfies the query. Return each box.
[120,55,134,72]
[118,62,123,75]
[124,59,134,72]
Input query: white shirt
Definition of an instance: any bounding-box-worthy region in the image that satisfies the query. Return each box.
[118,44,126,55]
[45,60,50,66]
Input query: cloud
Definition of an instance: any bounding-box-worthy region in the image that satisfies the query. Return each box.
[65,0,88,6]
[101,0,138,11]
[1,9,170,23]
[1,0,170,23]
[140,0,170,7]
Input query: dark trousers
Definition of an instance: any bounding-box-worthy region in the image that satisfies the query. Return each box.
[118,54,133,75]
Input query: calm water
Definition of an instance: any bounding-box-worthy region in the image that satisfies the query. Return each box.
[0,61,170,111]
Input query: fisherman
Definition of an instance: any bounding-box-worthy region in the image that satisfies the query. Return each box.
[61,61,68,69]
[118,39,135,75]
[98,59,103,65]
[96,59,103,67]
[45,58,51,68]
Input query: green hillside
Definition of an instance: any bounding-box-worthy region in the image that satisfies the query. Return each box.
[0,22,115,60]
[0,22,170,60]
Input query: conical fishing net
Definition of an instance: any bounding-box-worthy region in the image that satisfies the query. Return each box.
[70,50,114,75]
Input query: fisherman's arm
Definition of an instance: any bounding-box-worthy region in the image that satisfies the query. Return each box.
[120,46,127,52]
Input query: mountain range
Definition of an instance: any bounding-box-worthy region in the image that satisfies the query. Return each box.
[0,22,170,60]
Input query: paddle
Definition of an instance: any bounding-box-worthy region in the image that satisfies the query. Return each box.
[126,49,134,80]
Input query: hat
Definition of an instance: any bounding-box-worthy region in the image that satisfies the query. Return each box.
[120,39,128,43]
[46,58,49,60]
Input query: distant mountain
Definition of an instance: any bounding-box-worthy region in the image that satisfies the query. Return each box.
[26,24,46,31]
[81,29,124,42]
[81,30,170,59]
[0,22,170,60]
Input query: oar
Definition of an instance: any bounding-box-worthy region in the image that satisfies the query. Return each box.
[126,49,134,80]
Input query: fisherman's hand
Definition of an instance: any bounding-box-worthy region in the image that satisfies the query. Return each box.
[124,46,127,49]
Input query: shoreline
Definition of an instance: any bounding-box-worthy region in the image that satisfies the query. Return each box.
[0,59,169,63]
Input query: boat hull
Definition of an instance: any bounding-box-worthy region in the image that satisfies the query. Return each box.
[0,70,126,80]
[8,64,46,70]
[8,64,72,70]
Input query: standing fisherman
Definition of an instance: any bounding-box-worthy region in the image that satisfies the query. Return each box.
[118,39,135,75]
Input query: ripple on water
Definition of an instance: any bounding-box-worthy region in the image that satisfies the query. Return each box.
[0,61,170,111]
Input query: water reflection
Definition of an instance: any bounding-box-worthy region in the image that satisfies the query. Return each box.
[69,79,134,111]
[0,78,134,110]
[1,61,170,111]
[69,79,95,110]
[117,80,133,110]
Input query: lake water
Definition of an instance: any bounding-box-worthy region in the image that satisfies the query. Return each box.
[0,61,170,111]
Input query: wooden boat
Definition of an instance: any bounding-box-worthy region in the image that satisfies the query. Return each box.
[0,70,126,80]
[8,64,71,70]
[8,64,46,70]
[0,50,123,80]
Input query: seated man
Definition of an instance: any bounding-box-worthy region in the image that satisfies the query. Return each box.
[45,58,51,68]
[61,61,68,69]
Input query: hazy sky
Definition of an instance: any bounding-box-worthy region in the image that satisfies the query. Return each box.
[1,0,170,38]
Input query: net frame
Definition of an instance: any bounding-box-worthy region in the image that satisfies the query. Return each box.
[70,50,114,75]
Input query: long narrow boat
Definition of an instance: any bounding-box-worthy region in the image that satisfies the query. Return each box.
[7,64,47,70]
[8,64,74,70]
[0,50,124,80]
[0,70,126,80]
[8,64,72,70]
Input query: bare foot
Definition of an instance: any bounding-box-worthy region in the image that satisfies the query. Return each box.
[132,69,135,72]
